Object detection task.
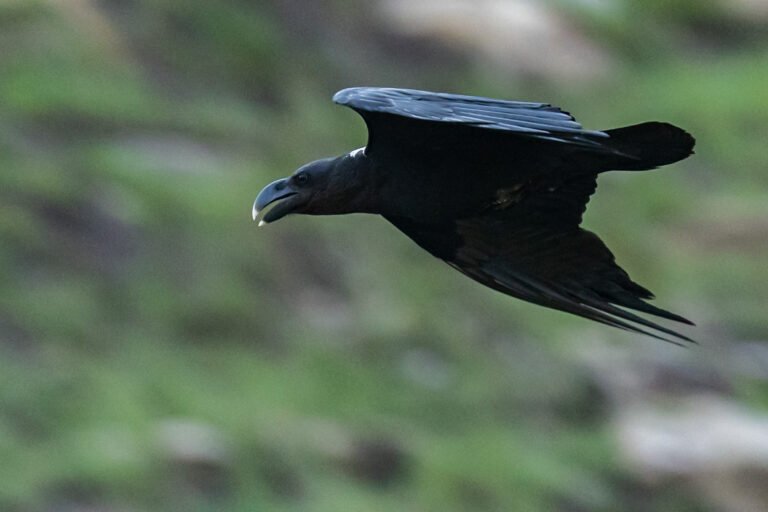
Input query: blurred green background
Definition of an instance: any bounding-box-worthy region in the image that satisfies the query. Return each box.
[2,1,768,511]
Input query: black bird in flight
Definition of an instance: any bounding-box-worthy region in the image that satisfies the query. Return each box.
[253,88,695,343]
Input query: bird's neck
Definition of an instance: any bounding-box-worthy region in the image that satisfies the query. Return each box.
[320,155,384,215]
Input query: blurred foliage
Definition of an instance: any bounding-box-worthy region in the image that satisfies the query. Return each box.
[1,1,767,511]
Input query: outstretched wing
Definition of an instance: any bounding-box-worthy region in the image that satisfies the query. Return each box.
[386,173,694,344]
[337,87,695,341]
[333,87,617,154]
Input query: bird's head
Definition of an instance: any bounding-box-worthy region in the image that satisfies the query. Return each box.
[252,149,372,225]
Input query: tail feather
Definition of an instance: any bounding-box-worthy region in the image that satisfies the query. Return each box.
[603,122,695,170]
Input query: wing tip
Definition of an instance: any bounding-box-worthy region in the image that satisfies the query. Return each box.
[605,305,697,345]
[583,303,697,345]
[332,87,358,105]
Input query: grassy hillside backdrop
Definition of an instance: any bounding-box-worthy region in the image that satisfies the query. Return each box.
[2,1,768,511]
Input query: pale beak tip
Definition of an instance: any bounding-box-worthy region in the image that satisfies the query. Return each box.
[258,220,267,227]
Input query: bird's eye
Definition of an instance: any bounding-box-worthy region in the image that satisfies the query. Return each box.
[294,173,310,187]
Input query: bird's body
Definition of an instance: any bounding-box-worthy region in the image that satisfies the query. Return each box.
[253,88,695,343]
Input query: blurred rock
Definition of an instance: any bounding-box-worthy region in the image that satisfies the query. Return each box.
[616,397,768,477]
[109,135,227,176]
[378,0,612,83]
[616,396,768,512]
[155,420,232,499]
[342,436,409,486]
[48,0,134,64]
[670,213,768,254]
[576,341,733,406]
[731,0,768,22]
[294,287,353,333]
[578,341,768,512]
[301,419,409,486]
[156,419,230,464]
[255,449,304,500]
[29,195,140,280]
[0,315,35,355]
[399,348,453,390]
[728,341,768,381]
[42,478,138,512]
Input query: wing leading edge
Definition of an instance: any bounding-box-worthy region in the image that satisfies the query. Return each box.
[333,87,610,147]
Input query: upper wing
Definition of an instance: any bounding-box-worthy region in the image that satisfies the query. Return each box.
[385,174,695,344]
[333,87,614,153]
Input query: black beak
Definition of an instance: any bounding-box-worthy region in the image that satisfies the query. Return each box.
[252,178,301,225]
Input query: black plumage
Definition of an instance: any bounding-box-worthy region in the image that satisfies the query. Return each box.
[253,87,695,343]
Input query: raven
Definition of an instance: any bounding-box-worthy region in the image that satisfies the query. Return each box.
[253,88,695,343]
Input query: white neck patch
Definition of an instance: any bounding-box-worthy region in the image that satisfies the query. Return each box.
[348,147,366,158]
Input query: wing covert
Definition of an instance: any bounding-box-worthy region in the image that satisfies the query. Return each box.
[333,87,610,148]
[384,172,694,344]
